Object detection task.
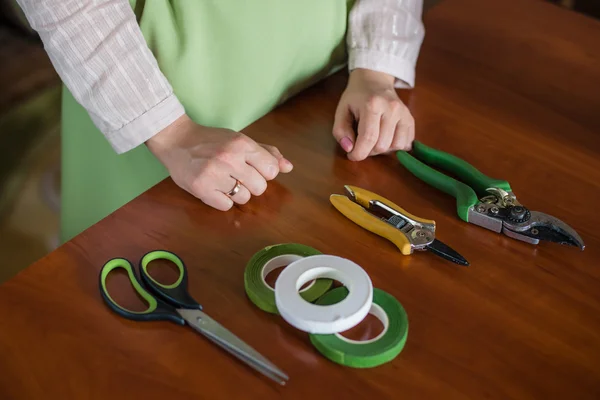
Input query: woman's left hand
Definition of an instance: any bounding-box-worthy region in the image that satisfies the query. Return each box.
[332,68,415,161]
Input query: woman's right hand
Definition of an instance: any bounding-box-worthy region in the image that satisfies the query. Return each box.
[145,114,293,211]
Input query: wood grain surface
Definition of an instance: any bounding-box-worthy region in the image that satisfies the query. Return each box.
[1,0,599,398]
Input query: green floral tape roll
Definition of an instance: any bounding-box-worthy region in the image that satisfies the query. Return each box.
[244,243,333,314]
[309,286,408,368]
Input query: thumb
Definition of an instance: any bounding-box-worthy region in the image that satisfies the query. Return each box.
[332,103,356,153]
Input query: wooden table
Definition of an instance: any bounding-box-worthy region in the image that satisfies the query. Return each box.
[1,0,599,398]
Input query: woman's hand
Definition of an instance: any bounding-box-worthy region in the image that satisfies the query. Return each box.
[146,114,293,211]
[332,68,415,161]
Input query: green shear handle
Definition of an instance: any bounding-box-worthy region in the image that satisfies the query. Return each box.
[397,141,585,251]
[99,250,200,324]
[396,141,512,222]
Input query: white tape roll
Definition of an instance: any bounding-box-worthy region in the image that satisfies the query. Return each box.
[274,254,373,334]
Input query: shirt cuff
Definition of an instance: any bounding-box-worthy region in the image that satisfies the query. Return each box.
[103,93,186,154]
[348,48,417,89]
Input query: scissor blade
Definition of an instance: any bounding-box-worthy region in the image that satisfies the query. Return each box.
[177,309,289,385]
[425,239,470,266]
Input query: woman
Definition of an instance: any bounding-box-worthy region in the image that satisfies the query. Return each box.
[15,0,425,243]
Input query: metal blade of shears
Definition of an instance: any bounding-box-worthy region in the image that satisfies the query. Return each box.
[502,211,585,250]
[177,309,289,385]
[425,239,470,266]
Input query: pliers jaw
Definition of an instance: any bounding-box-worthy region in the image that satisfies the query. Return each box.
[469,187,585,250]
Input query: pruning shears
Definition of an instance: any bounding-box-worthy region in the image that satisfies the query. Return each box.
[330,185,470,266]
[396,141,585,250]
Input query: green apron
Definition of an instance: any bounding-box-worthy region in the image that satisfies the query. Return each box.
[60,0,354,243]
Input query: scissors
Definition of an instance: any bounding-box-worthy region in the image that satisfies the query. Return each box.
[98,249,289,385]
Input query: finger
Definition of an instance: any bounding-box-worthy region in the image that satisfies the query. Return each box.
[213,174,252,206]
[405,115,415,151]
[204,191,234,211]
[235,164,268,196]
[229,183,251,205]
[184,170,234,211]
[245,146,281,181]
[194,181,235,211]
[370,112,397,156]
[261,144,293,173]
[391,118,412,151]
[390,122,407,151]
[399,113,415,151]
[348,108,382,161]
[332,103,356,153]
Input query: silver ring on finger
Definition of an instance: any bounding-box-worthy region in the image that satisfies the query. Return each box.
[226,179,242,197]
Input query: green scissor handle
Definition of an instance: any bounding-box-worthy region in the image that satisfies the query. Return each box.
[99,250,201,324]
[138,250,201,311]
[99,257,185,324]
[396,141,512,222]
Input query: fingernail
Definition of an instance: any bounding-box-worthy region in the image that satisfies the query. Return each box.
[340,137,353,152]
[283,158,293,171]
[267,164,280,178]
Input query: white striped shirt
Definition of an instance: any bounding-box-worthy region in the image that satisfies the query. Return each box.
[15,0,425,154]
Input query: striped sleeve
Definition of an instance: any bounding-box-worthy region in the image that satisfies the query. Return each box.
[15,0,185,154]
[347,0,426,89]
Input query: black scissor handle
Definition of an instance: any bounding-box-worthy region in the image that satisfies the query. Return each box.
[99,257,185,324]
[138,250,202,310]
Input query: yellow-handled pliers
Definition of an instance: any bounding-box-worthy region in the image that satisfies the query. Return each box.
[330,185,469,266]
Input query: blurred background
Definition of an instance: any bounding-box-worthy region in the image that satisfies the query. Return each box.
[0,0,599,284]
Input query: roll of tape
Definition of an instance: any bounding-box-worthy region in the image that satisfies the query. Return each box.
[274,254,373,334]
[309,286,408,368]
[244,243,333,314]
